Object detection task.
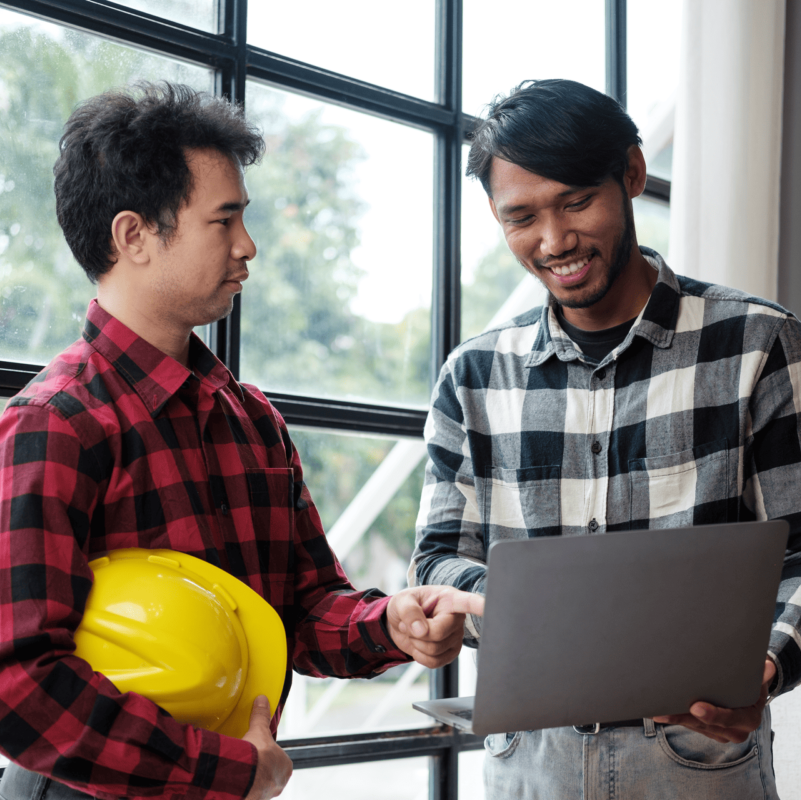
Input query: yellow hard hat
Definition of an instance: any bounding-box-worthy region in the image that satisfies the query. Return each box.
[73,548,286,738]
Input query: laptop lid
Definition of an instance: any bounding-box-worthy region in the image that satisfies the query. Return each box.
[415,520,788,736]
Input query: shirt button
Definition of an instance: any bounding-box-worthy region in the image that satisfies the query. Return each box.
[375,645,386,653]
[596,369,606,380]
[588,518,599,532]
[221,504,229,516]
[591,441,602,455]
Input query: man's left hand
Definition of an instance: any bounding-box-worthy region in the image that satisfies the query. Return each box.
[652,659,776,743]
[386,586,485,669]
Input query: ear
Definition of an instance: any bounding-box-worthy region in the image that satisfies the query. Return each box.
[489,195,501,225]
[110,210,152,265]
[623,145,648,199]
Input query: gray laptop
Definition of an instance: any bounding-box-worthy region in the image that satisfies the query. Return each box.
[413,521,789,736]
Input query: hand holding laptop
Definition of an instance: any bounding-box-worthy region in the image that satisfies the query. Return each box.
[387,585,485,668]
[652,658,776,743]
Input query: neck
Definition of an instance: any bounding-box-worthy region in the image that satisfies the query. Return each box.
[96,281,192,366]
[560,247,657,332]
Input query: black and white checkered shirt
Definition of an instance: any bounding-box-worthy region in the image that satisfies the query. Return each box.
[410,248,801,695]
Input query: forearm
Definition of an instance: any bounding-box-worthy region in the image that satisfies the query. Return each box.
[767,558,801,695]
[292,583,411,678]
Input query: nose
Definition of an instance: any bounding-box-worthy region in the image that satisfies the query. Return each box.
[233,220,257,262]
[539,215,578,260]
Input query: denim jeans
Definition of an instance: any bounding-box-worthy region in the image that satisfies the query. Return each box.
[484,710,779,800]
[0,766,92,800]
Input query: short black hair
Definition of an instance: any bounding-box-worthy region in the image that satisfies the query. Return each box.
[54,81,265,283]
[466,79,642,196]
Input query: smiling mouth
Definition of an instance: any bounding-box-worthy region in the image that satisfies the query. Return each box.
[547,255,592,276]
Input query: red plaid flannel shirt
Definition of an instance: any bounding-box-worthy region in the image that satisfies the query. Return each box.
[0,300,407,799]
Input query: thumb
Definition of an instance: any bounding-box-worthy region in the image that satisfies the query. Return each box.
[246,695,273,736]
[393,590,430,638]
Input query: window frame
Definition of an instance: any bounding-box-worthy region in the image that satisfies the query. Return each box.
[0,1,669,797]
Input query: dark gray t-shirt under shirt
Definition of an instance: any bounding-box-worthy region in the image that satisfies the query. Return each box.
[556,306,637,362]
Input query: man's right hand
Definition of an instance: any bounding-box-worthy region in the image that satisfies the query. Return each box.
[242,696,293,799]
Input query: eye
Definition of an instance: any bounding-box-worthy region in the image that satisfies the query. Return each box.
[508,214,533,226]
[217,218,231,226]
[566,195,592,211]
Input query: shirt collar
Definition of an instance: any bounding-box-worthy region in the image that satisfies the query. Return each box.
[82,299,241,416]
[526,247,680,368]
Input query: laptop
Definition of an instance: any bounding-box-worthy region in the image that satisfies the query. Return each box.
[413,520,789,736]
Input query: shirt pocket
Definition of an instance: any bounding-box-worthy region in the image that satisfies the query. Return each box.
[628,439,730,529]
[481,465,561,544]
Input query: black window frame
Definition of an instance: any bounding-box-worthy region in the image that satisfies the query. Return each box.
[0,1,670,796]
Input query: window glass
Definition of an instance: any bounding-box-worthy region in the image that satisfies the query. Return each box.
[280,756,430,800]
[0,8,214,365]
[462,0,605,117]
[279,427,431,737]
[461,145,546,342]
[241,81,433,407]
[632,195,670,262]
[247,2,435,100]
[627,0,683,180]
[111,0,218,32]
[459,749,486,799]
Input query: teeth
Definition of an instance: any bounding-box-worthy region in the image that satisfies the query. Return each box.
[552,257,589,276]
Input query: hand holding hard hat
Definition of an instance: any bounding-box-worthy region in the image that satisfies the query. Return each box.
[74,549,286,739]
[386,585,485,668]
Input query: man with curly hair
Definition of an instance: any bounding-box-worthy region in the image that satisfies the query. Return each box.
[0,83,482,800]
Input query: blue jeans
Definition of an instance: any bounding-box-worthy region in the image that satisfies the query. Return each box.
[484,711,779,800]
[0,766,92,800]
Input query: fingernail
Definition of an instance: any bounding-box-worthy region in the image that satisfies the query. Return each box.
[411,621,426,637]
[692,705,709,720]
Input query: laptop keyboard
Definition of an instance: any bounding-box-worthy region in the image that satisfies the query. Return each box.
[451,709,474,721]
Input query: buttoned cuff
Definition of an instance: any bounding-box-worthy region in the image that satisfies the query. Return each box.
[355,596,410,666]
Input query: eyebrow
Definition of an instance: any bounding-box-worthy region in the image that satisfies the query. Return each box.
[215,198,251,213]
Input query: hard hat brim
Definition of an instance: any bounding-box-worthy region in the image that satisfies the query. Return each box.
[169,551,287,738]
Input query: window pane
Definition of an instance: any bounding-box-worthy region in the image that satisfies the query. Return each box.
[241,81,433,407]
[281,757,430,800]
[633,195,670,263]
[111,0,218,32]
[461,146,546,342]
[247,2,435,100]
[462,0,605,117]
[628,0,683,181]
[0,9,214,366]
[279,427,431,737]
[460,749,486,800]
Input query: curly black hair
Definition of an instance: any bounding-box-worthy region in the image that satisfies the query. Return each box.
[54,81,265,283]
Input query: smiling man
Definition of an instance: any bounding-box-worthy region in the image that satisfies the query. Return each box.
[409,79,801,799]
[0,83,483,800]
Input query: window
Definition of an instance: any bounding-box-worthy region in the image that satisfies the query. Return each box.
[0,1,677,795]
